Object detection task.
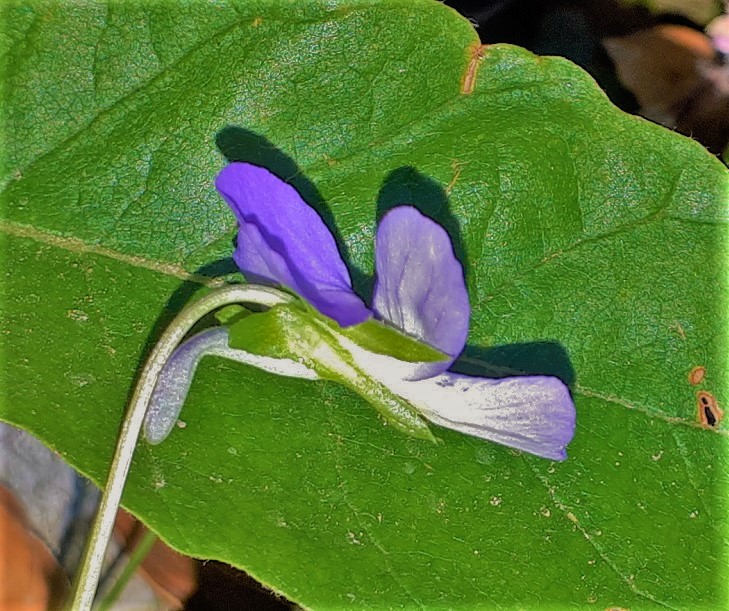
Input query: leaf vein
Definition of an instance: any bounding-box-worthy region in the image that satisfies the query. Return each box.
[529,464,679,610]
[0,219,218,286]
[328,430,426,609]
[574,385,728,436]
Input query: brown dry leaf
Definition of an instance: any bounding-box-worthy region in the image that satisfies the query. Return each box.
[0,485,68,611]
[114,510,198,609]
[603,24,729,153]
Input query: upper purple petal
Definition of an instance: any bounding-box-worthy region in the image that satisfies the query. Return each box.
[216,163,370,327]
[373,207,470,378]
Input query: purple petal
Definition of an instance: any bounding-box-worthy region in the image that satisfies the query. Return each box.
[216,163,370,327]
[373,207,470,378]
[144,327,319,445]
[394,373,576,461]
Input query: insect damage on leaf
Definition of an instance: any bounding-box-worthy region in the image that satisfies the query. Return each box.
[696,391,723,428]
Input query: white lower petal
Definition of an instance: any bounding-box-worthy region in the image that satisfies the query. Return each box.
[340,337,575,460]
[392,373,574,460]
[144,327,318,444]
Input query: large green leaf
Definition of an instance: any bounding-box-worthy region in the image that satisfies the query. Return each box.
[2,0,727,608]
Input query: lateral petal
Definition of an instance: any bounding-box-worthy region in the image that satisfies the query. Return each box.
[373,207,469,378]
[216,163,370,327]
[143,327,318,445]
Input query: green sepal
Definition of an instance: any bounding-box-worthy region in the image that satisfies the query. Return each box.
[288,292,448,363]
[339,318,448,363]
[228,304,435,442]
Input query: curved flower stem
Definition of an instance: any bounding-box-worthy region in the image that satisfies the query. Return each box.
[69,284,294,610]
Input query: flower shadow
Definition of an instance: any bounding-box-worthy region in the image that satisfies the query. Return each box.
[375,166,471,282]
[214,125,370,295]
[454,342,575,387]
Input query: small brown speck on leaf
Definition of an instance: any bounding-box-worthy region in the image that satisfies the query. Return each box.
[688,366,706,385]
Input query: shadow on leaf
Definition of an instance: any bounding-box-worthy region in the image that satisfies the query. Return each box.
[376,166,470,282]
[454,342,575,386]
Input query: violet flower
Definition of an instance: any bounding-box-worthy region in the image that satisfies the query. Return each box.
[144,163,575,461]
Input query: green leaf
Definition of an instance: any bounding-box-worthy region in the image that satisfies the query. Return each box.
[1,1,727,609]
[228,303,435,440]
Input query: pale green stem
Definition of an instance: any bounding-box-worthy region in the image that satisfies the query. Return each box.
[96,529,158,611]
[68,284,294,610]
